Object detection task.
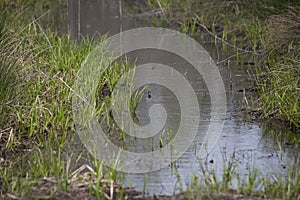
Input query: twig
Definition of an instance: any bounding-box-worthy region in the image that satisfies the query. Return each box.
[6,193,19,199]
[216,52,248,65]
[129,9,163,17]
[41,176,57,184]
[156,0,166,16]
[70,164,97,181]
[110,180,114,200]
[57,76,92,107]
[5,128,14,148]
[32,15,58,61]
[194,14,262,56]
[15,9,50,37]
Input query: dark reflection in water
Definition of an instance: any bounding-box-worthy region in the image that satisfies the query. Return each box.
[67,0,136,39]
[40,0,136,38]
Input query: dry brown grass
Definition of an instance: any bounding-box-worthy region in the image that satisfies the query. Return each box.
[266,6,300,54]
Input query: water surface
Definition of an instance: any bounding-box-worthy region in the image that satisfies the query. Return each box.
[49,0,299,196]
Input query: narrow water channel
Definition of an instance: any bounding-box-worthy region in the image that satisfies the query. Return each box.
[48,0,299,196]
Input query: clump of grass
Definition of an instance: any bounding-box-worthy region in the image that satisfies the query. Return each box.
[266,6,300,55]
[254,7,300,129]
[256,57,299,128]
[0,146,135,199]
[186,153,300,200]
[0,1,145,198]
[0,15,28,131]
[0,1,116,198]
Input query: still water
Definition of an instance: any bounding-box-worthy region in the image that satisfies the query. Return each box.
[46,0,299,196]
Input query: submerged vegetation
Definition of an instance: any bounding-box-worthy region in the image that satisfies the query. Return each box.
[0,0,299,199]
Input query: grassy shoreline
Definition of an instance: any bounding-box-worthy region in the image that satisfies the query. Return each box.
[0,0,299,199]
[134,0,300,131]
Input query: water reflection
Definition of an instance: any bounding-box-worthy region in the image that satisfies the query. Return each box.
[124,64,299,195]
[47,0,300,196]
[67,0,135,39]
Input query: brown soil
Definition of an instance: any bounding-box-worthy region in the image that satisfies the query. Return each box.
[1,190,278,200]
[0,177,277,200]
